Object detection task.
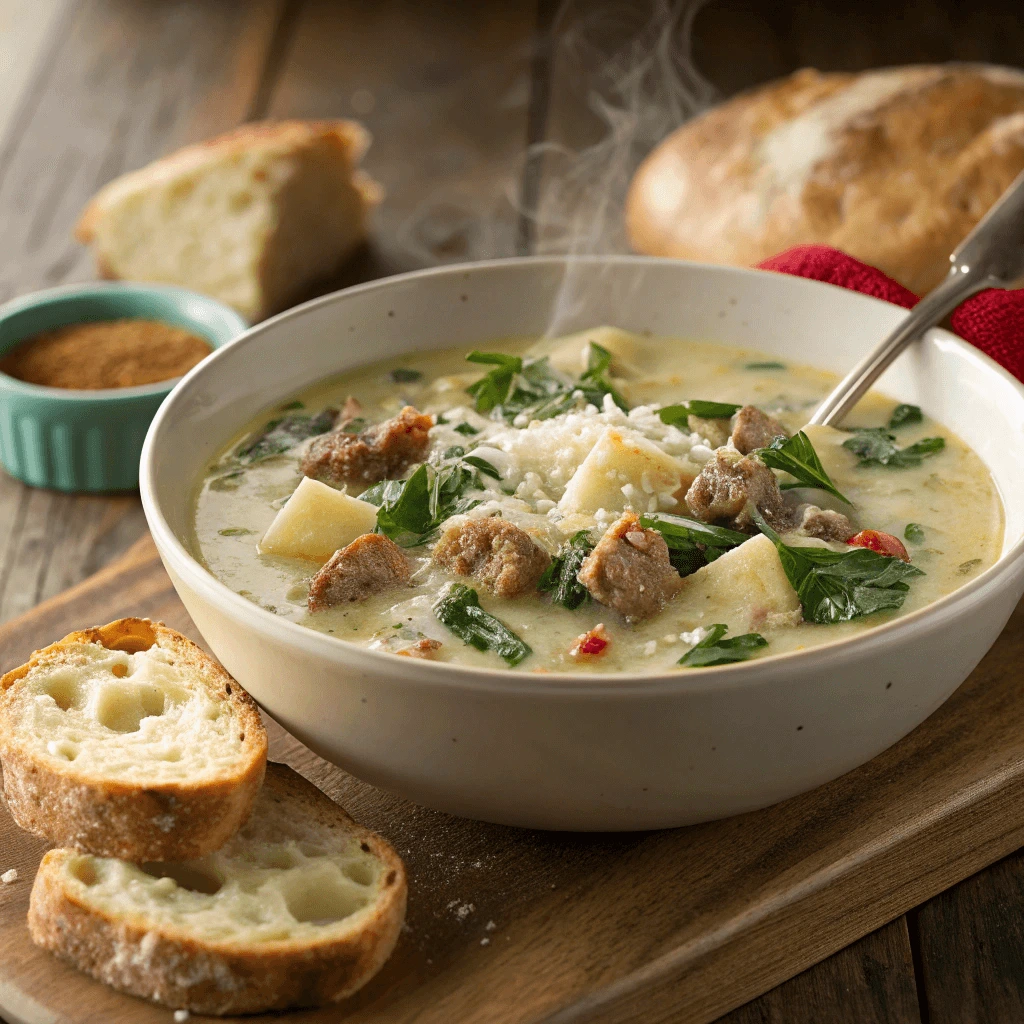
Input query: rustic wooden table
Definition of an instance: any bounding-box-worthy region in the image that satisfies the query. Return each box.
[1,1,1022,1021]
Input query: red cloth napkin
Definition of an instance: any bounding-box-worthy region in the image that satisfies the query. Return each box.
[757,244,1024,383]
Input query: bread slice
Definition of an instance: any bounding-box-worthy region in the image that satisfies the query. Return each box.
[0,618,267,862]
[75,120,382,322]
[28,762,407,1015]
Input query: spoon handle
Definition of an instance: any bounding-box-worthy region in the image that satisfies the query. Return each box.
[808,166,1024,428]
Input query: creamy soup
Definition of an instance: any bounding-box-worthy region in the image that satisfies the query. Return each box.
[191,328,1003,674]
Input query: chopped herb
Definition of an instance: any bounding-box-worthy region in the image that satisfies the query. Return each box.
[453,422,480,436]
[280,400,304,410]
[640,513,748,577]
[958,558,983,575]
[904,523,925,544]
[889,403,923,429]
[678,623,768,667]
[341,416,368,435]
[234,408,337,465]
[389,367,423,384]
[465,343,628,422]
[539,531,593,609]
[753,510,924,624]
[755,432,850,504]
[364,447,497,547]
[745,361,786,370]
[433,584,532,666]
[658,400,742,428]
[842,428,945,468]
[217,527,254,537]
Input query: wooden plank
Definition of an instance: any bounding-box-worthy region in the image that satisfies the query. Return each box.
[2,540,1024,1023]
[0,0,286,631]
[265,0,537,283]
[910,851,1024,1023]
[720,920,922,1024]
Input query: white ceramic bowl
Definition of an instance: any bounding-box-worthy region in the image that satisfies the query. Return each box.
[140,256,1024,831]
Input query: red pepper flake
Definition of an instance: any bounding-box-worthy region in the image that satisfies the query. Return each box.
[847,530,911,562]
[571,624,609,657]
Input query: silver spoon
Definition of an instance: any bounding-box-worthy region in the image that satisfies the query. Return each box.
[808,167,1024,427]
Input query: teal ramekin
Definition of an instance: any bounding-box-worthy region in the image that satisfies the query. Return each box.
[0,283,247,492]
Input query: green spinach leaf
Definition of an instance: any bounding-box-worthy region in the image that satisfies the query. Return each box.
[904,522,925,544]
[658,400,742,428]
[752,510,924,624]
[389,368,423,383]
[889,403,922,428]
[678,623,768,667]
[433,584,532,666]
[539,530,594,609]
[234,408,337,465]
[842,428,945,468]
[755,431,850,503]
[640,513,748,577]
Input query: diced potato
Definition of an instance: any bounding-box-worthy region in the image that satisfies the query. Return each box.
[672,535,801,632]
[526,326,646,378]
[558,426,696,515]
[259,477,379,563]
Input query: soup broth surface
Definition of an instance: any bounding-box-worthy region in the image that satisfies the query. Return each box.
[192,328,1003,674]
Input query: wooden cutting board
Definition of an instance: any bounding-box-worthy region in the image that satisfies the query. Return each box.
[2,536,1024,1024]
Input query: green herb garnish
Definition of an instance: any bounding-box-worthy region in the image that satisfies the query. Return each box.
[889,403,922,428]
[658,400,742,428]
[842,428,945,468]
[218,527,254,537]
[640,513,748,577]
[755,432,850,503]
[745,361,786,370]
[389,368,423,384]
[678,623,768,667]
[539,530,594,609]
[465,343,628,422]
[432,584,532,666]
[235,408,337,465]
[752,509,924,624]
[453,422,479,436]
[280,400,304,411]
[904,523,925,544]
[362,448,498,547]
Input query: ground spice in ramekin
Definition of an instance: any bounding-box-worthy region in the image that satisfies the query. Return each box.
[0,319,212,389]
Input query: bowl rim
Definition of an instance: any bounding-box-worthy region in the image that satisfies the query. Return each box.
[140,254,1024,696]
[0,280,248,401]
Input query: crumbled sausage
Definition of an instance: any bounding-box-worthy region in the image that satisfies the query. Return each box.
[307,533,411,611]
[577,512,683,623]
[685,448,786,531]
[730,405,788,454]
[301,406,432,488]
[793,505,855,542]
[433,517,550,598]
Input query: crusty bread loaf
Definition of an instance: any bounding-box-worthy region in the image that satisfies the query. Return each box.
[627,64,1024,294]
[76,120,381,322]
[28,762,407,1015]
[0,618,267,862]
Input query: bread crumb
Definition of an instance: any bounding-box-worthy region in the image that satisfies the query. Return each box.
[480,937,491,946]
[173,1011,190,1022]
[1,869,18,884]
[447,899,475,921]
[485,920,496,931]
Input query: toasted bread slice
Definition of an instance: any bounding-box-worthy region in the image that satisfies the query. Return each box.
[0,618,267,862]
[75,120,382,322]
[29,763,407,1015]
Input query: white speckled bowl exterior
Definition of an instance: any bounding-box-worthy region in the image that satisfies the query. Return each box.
[140,257,1024,830]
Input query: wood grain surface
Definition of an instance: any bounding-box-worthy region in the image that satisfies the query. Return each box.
[3,1,1024,1021]
[2,537,1024,1024]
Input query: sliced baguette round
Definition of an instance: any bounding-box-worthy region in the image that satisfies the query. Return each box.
[28,762,407,1015]
[0,618,267,862]
[75,119,382,322]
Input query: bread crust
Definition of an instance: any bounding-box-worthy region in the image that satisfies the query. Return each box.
[0,618,267,861]
[627,64,1024,294]
[28,764,407,1015]
[75,119,377,243]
